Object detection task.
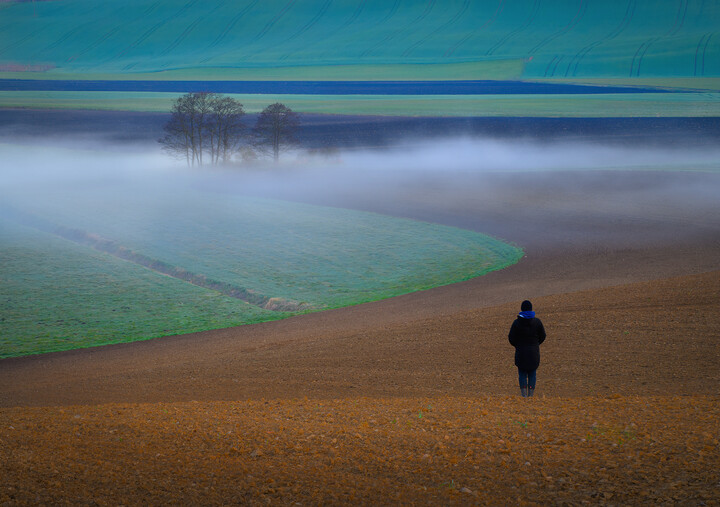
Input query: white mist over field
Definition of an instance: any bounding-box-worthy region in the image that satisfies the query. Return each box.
[2,136,720,233]
[324,137,720,174]
[2,134,720,278]
[3,135,720,184]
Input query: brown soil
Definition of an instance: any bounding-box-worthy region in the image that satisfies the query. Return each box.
[2,396,719,505]
[1,169,719,504]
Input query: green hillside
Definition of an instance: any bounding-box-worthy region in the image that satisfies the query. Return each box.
[0,216,285,358]
[1,0,718,81]
[0,160,523,357]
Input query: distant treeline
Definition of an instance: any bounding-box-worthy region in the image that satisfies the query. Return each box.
[158,92,299,166]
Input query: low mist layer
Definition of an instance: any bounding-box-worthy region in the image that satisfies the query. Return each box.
[3,135,720,245]
[3,133,720,184]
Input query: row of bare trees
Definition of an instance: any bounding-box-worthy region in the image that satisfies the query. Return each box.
[158,92,298,166]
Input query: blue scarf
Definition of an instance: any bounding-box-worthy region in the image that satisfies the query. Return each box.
[518,311,535,319]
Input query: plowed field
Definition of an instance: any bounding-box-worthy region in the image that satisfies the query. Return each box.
[1,169,719,505]
[2,394,718,505]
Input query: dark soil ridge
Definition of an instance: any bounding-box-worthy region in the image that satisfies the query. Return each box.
[0,204,310,312]
[3,110,720,148]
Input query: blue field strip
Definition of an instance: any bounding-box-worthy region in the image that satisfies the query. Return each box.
[0,79,677,95]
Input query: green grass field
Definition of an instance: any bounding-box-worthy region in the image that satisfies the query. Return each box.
[1,178,522,358]
[0,216,286,359]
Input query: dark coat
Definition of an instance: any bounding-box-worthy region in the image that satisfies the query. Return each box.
[508,317,546,371]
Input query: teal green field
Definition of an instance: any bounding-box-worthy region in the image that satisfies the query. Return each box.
[1,1,719,116]
[2,90,719,117]
[1,0,718,80]
[0,167,522,358]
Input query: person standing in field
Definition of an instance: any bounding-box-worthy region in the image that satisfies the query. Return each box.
[508,300,546,397]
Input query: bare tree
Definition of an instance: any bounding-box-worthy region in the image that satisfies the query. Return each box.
[159,93,199,167]
[158,106,193,166]
[158,92,246,167]
[207,95,246,165]
[253,103,299,162]
[191,92,212,167]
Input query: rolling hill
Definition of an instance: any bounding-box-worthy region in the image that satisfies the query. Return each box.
[0,0,718,81]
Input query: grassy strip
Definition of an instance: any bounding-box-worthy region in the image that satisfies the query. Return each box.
[1,91,719,116]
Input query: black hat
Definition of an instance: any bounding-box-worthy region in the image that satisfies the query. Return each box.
[521,300,532,312]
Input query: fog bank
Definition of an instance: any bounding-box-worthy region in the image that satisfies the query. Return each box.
[2,136,719,257]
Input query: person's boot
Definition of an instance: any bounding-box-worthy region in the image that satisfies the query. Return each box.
[520,387,528,397]
[527,387,535,397]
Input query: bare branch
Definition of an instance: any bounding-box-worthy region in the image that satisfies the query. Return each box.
[253,103,299,162]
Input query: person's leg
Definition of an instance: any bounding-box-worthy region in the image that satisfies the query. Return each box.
[518,369,528,397]
[527,369,537,397]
